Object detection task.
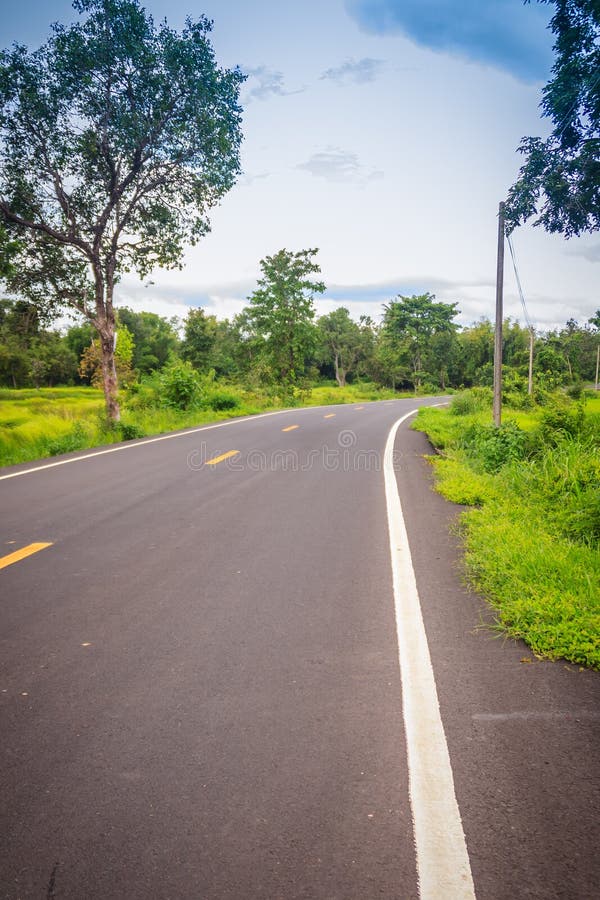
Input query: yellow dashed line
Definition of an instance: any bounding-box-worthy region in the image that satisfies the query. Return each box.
[0,543,53,571]
[355,406,364,410]
[205,450,239,466]
[323,413,336,419]
[282,425,299,432]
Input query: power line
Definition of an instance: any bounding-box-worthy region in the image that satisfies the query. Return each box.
[506,232,533,332]
[506,229,535,396]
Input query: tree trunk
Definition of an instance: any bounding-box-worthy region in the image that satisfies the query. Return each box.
[334,352,346,387]
[99,328,120,422]
[94,262,120,422]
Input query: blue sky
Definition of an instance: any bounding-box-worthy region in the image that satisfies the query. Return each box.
[1,0,598,332]
[346,0,554,81]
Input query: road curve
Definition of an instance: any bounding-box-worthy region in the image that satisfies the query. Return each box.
[1,398,598,899]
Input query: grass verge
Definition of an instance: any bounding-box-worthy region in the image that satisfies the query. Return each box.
[413,393,600,669]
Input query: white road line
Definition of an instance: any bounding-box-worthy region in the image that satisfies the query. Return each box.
[384,410,476,900]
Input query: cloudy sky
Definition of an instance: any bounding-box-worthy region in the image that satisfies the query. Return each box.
[2,0,598,332]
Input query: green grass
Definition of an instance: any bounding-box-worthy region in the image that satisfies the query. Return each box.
[0,387,106,465]
[413,392,600,669]
[308,382,412,405]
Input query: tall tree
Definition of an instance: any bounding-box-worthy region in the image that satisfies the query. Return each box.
[245,248,325,390]
[0,0,244,419]
[505,0,600,236]
[381,293,459,390]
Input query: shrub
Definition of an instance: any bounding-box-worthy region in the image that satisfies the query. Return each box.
[537,398,585,446]
[207,390,240,411]
[450,387,492,416]
[119,422,146,441]
[566,380,584,400]
[462,420,529,473]
[46,422,89,456]
[124,379,161,411]
[159,362,203,411]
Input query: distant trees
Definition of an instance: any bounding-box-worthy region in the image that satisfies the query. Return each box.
[379,294,459,390]
[117,308,179,375]
[0,0,244,420]
[316,307,371,387]
[1,268,597,397]
[0,299,78,387]
[181,308,218,374]
[506,0,600,236]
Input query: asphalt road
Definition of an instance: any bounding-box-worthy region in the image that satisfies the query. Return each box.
[1,398,598,899]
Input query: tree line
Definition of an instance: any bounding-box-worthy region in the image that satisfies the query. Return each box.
[2,246,598,400]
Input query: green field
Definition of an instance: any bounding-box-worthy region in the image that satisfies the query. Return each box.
[0,382,408,468]
[413,392,600,669]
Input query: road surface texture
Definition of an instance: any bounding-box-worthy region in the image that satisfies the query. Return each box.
[1,398,598,899]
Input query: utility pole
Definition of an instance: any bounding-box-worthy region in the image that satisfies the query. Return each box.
[493,202,505,426]
[528,328,534,395]
[595,344,599,391]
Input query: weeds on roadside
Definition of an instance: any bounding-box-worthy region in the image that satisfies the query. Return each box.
[414,390,600,669]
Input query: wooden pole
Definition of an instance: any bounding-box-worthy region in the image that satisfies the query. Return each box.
[493,202,505,426]
[528,328,534,395]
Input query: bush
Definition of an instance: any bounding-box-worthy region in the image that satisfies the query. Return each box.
[450,387,492,416]
[119,422,146,441]
[462,420,529,473]
[504,390,535,410]
[46,422,89,456]
[159,362,203,411]
[566,380,584,400]
[537,398,585,446]
[124,379,161,411]
[415,402,600,668]
[207,390,240,411]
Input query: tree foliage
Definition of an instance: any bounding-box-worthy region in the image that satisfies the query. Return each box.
[316,307,371,387]
[0,0,244,418]
[246,248,325,391]
[505,0,600,236]
[380,293,459,390]
[117,307,178,374]
[181,307,218,373]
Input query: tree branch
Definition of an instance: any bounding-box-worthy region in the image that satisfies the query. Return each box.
[0,202,93,259]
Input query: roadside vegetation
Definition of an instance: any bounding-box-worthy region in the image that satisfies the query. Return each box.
[414,389,600,669]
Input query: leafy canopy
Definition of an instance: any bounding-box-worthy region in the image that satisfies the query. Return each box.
[381,293,459,389]
[506,0,600,236]
[317,307,372,386]
[0,0,245,319]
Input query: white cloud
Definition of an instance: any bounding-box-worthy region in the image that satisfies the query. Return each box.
[242,66,304,103]
[320,57,385,84]
[297,147,383,183]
